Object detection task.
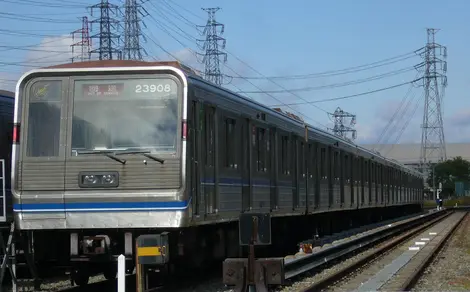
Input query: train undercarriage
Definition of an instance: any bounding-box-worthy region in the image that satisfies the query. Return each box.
[0,204,422,289]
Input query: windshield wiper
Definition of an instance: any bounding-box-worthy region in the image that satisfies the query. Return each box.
[76,150,127,165]
[115,150,165,164]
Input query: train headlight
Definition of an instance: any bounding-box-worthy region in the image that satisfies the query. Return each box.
[79,172,119,188]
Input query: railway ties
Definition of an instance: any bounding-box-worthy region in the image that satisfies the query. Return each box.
[222,208,453,292]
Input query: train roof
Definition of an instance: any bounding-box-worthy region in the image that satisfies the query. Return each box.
[29,60,422,177]
[0,90,14,99]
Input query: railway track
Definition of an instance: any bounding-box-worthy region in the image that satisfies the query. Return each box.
[292,210,466,292]
[223,209,451,291]
[1,210,450,292]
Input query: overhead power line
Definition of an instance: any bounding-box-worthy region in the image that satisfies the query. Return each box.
[237,66,417,94]
[274,79,420,106]
[226,50,423,80]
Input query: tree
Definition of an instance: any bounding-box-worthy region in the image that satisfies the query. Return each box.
[427,156,470,196]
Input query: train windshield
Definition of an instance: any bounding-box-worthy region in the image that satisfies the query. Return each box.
[71,78,180,155]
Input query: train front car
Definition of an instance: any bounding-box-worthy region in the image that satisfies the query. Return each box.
[12,61,189,284]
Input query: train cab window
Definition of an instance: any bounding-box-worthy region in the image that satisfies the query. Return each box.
[225,118,236,168]
[26,80,62,157]
[280,135,289,175]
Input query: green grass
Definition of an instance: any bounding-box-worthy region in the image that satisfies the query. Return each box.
[423,196,470,208]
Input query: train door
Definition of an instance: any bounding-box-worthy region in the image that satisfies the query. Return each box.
[353,156,360,209]
[251,123,270,211]
[292,137,299,210]
[269,127,278,211]
[21,79,66,219]
[190,100,203,218]
[306,142,317,212]
[318,145,329,210]
[241,117,251,211]
[298,140,307,210]
[202,104,217,215]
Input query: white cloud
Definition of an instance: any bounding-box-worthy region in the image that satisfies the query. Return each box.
[0,35,75,91]
[24,34,75,68]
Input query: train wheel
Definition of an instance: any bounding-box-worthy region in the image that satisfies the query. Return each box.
[126,263,135,274]
[103,264,117,280]
[71,269,89,286]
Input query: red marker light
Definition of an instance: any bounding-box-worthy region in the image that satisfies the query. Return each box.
[13,124,20,143]
[182,120,187,140]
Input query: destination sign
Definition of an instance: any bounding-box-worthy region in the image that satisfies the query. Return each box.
[75,78,178,100]
[82,84,125,97]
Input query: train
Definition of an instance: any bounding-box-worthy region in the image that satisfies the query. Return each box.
[7,60,424,286]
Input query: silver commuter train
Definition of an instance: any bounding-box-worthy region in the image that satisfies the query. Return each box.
[11,60,424,284]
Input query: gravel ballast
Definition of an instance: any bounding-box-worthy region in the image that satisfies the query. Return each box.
[412,211,470,291]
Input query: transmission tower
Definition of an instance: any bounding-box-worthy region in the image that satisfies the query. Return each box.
[197,7,227,86]
[419,28,447,170]
[328,107,357,141]
[88,0,121,60]
[71,17,92,63]
[123,0,148,60]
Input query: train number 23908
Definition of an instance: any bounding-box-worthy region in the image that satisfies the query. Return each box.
[135,84,172,93]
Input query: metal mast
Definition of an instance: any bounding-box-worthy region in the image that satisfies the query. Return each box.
[88,0,121,60]
[419,28,447,170]
[71,16,92,63]
[123,0,148,60]
[329,107,357,141]
[197,7,227,86]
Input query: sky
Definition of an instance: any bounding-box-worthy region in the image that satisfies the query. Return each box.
[0,0,469,148]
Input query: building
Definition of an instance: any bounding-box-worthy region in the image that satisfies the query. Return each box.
[360,143,470,169]
[360,143,470,198]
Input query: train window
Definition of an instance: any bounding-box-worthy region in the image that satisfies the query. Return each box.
[225,118,236,168]
[376,164,380,185]
[333,151,340,179]
[300,141,306,176]
[255,127,268,172]
[26,80,62,157]
[205,106,215,166]
[344,155,350,181]
[280,135,289,175]
[364,160,369,182]
[320,147,326,178]
[371,163,375,184]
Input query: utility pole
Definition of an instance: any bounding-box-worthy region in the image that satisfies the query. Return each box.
[197,7,227,86]
[71,16,92,63]
[328,107,357,141]
[123,0,148,60]
[89,0,122,60]
[419,28,447,178]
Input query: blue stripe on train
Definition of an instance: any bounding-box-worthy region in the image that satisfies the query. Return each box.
[13,177,293,213]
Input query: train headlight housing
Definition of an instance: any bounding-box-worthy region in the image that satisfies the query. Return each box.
[79,171,119,188]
